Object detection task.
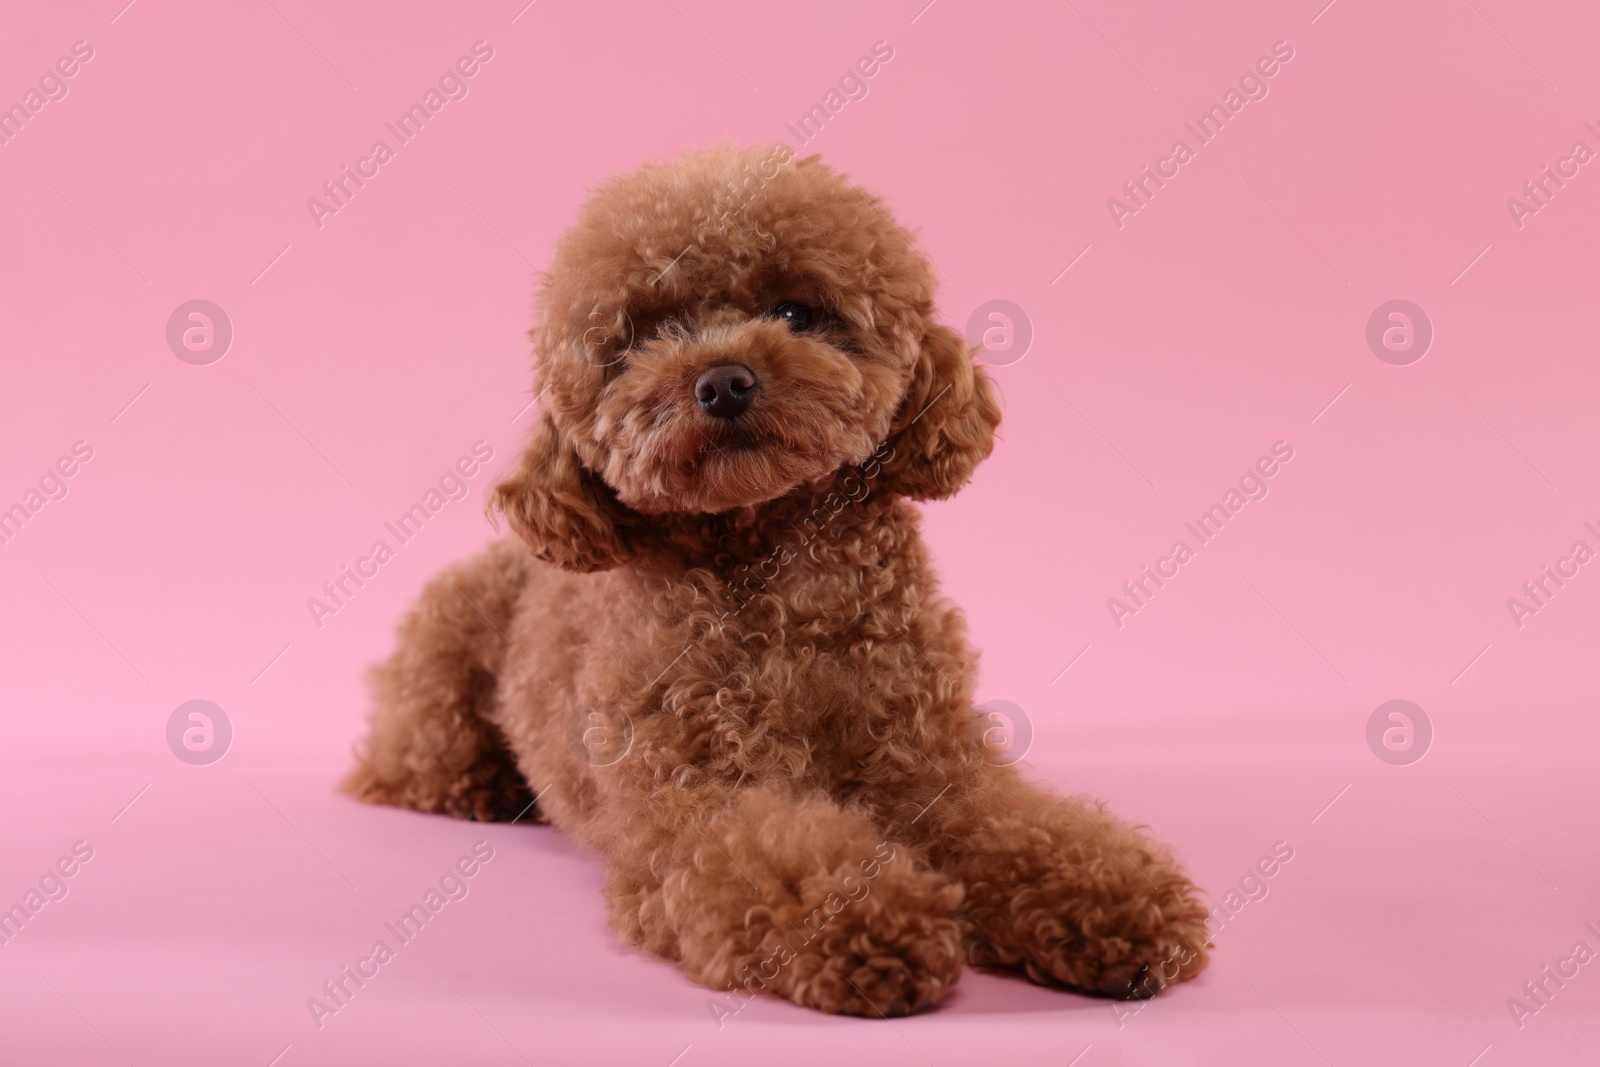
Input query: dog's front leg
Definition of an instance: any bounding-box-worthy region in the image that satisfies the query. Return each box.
[920,768,1211,999]
[601,784,965,1017]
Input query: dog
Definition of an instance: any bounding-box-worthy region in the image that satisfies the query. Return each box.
[344,144,1209,1016]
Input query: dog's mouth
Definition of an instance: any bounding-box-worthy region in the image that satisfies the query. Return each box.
[692,423,777,462]
[606,390,864,515]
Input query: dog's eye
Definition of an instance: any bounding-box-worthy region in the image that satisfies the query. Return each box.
[770,302,816,333]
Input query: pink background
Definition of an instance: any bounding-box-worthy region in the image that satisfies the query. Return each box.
[2,0,1597,1064]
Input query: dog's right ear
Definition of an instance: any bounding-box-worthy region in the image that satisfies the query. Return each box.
[491,411,634,572]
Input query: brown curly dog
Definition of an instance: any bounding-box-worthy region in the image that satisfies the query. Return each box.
[344,145,1209,1017]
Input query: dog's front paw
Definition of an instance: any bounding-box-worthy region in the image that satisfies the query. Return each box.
[754,861,965,1017]
[970,851,1211,999]
[1049,902,1210,1001]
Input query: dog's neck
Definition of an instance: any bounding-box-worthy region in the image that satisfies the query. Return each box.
[630,468,911,577]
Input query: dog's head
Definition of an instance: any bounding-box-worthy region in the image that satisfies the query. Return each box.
[494,145,999,571]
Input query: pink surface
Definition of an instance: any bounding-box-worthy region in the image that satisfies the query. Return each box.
[2,0,1597,1064]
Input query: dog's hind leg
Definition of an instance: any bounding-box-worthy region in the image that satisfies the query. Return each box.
[341,538,537,823]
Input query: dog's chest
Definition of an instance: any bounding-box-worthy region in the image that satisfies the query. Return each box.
[597,540,941,763]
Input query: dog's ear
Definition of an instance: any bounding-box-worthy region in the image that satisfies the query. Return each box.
[876,322,1001,501]
[491,411,634,572]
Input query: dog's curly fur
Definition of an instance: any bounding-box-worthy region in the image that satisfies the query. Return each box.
[344,145,1210,1016]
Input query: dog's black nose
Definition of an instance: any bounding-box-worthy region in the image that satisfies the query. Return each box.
[694,364,756,420]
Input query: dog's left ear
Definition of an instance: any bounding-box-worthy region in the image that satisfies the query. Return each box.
[491,411,636,572]
[876,322,1001,500]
